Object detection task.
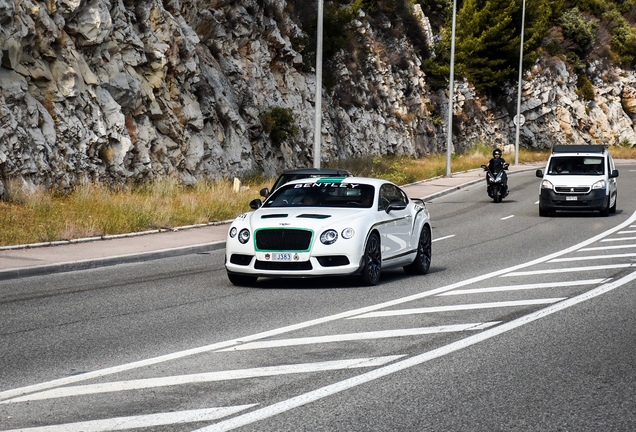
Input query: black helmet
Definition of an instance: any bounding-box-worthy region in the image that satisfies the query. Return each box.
[493,149,502,157]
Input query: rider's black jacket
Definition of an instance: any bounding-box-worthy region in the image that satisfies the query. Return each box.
[487,157,508,186]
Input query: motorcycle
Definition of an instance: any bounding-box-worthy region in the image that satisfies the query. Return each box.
[481,163,509,203]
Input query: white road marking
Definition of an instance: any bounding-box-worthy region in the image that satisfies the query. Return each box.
[535,200,539,204]
[194,271,636,432]
[437,279,607,296]
[3,405,257,432]
[549,253,636,263]
[501,215,515,220]
[579,244,636,251]
[218,324,500,352]
[3,211,636,404]
[503,263,633,277]
[618,230,636,234]
[601,236,636,242]
[350,299,565,319]
[4,357,403,404]
[432,234,455,242]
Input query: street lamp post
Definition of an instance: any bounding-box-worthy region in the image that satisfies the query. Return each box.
[313,0,324,169]
[446,0,458,177]
[514,0,526,166]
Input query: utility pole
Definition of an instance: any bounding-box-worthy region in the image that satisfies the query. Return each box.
[514,0,526,166]
[446,0,457,177]
[313,0,324,169]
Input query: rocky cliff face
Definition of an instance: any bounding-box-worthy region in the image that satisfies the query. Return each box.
[0,0,635,194]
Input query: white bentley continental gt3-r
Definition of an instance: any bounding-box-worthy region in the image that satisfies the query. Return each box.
[225,177,432,286]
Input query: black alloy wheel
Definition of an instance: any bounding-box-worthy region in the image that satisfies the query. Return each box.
[361,232,382,286]
[404,225,432,275]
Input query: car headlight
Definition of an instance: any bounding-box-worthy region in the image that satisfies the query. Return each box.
[341,228,355,239]
[320,229,338,245]
[541,180,553,190]
[229,227,237,238]
[592,180,606,189]
[238,228,250,244]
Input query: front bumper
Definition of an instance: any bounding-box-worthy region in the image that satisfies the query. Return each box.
[225,253,365,278]
[539,188,608,211]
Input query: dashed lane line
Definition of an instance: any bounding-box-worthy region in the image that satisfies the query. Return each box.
[349,298,565,319]
[432,234,455,242]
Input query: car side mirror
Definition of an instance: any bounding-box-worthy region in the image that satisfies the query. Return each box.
[536,169,543,178]
[249,199,262,210]
[259,187,269,198]
[385,199,407,213]
[609,170,619,179]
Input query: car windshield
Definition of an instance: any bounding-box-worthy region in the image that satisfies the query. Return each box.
[271,174,348,192]
[263,182,375,208]
[548,156,604,175]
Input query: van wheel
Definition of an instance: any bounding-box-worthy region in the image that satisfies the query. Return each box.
[600,202,610,217]
[609,195,617,214]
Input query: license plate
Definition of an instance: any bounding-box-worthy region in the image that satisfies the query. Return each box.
[566,196,578,201]
[271,253,292,261]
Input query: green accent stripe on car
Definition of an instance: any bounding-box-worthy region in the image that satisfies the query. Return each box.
[316,177,345,184]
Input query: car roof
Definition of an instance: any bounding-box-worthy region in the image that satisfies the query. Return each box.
[552,145,607,154]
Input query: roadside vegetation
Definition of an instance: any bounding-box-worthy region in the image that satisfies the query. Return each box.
[1,146,633,247]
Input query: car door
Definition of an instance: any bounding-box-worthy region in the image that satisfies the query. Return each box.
[377,183,413,260]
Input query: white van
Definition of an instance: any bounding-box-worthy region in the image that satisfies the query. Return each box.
[535,145,618,217]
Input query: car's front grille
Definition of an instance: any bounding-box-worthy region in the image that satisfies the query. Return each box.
[254,260,313,270]
[255,229,313,251]
[555,187,589,193]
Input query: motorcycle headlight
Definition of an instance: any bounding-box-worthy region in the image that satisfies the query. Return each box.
[592,180,606,189]
[341,228,355,239]
[541,180,553,190]
[238,228,250,244]
[320,229,338,245]
[229,227,237,238]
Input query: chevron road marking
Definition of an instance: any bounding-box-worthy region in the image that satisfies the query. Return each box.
[3,405,257,432]
[502,263,633,277]
[3,211,636,406]
[437,279,606,296]
[349,298,565,319]
[549,253,636,263]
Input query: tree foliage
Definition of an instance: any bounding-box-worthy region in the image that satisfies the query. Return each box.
[260,108,299,146]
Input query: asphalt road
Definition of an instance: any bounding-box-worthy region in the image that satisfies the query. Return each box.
[2,164,636,431]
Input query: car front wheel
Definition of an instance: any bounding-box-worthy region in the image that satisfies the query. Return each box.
[404,225,431,275]
[361,232,381,286]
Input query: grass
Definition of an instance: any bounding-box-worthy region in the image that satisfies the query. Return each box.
[1,145,633,247]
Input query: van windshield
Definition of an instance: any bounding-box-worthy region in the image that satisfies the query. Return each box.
[548,156,604,175]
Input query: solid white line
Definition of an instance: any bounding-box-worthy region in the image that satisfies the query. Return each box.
[579,244,636,251]
[503,263,632,277]
[500,215,515,220]
[4,211,636,403]
[535,200,539,204]
[437,279,606,296]
[432,234,455,242]
[601,236,636,242]
[4,357,403,404]
[549,253,636,263]
[194,271,636,432]
[617,230,636,234]
[217,324,500,352]
[350,299,565,319]
[4,405,257,432]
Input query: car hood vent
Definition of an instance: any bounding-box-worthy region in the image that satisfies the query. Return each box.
[297,214,331,219]
[261,214,288,219]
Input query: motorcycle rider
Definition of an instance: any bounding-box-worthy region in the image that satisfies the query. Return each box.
[487,149,508,197]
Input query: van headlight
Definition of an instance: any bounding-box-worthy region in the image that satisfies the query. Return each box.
[592,180,606,189]
[541,180,554,190]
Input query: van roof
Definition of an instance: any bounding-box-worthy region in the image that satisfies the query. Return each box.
[552,145,606,154]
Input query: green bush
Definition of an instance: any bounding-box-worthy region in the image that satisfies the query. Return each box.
[560,7,598,54]
[576,74,596,100]
[260,107,299,146]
